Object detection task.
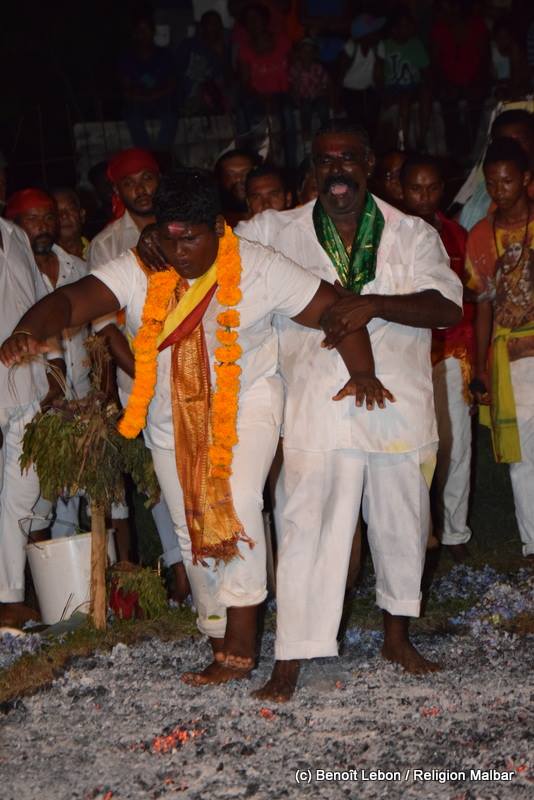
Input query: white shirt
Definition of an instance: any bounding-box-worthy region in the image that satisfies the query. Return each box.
[91,238,320,450]
[87,211,141,269]
[0,218,49,407]
[39,246,91,398]
[87,210,143,397]
[343,41,384,90]
[236,198,463,454]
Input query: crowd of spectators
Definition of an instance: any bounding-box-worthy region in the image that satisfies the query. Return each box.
[1,0,534,628]
[115,0,533,166]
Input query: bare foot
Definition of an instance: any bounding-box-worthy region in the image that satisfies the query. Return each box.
[181,657,254,686]
[210,636,225,663]
[381,640,442,674]
[181,606,258,686]
[382,612,441,674]
[0,603,40,627]
[252,660,301,703]
[169,562,190,605]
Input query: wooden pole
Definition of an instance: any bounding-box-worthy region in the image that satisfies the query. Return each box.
[90,502,108,630]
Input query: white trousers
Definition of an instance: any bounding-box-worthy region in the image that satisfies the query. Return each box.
[32,493,81,537]
[273,447,434,660]
[152,497,183,567]
[432,357,472,546]
[34,493,181,564]
[151,401,280,638]
[509,358,534,556]
[0,402,42,602]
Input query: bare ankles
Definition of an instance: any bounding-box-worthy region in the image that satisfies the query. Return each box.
[251,660,301,703]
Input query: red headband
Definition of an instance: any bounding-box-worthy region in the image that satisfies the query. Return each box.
[107,148,160,221]
[6,188,55,221]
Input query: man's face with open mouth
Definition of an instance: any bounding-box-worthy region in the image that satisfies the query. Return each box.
[313,132,373,216]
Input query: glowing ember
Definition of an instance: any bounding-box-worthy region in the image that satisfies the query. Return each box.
[259,707,276,720]
[151,726,204,754]
[421,706,442,717]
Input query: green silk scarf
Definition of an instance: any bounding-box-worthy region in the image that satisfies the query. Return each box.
[312,192,385,294]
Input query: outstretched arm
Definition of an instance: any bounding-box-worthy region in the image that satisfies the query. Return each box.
[292,280,394,409]
[0,276,120,366]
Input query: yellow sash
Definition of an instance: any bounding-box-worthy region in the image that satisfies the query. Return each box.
[480,321,534,463]
[156,263,217,348]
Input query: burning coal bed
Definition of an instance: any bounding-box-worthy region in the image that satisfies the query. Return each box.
[0,568,532,799]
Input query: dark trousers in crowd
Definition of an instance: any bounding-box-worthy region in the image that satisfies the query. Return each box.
[124,97,179,153]
[343,87,380,141]
[237,91,298,167]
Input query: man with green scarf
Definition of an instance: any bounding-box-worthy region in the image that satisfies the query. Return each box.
[237,122,462,701]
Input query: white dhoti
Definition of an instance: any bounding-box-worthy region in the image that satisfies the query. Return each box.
[273,446,435,661]
[432,356,472,546]
[509,357,534,557]
[151,388,281,638]
[0,401,42,602]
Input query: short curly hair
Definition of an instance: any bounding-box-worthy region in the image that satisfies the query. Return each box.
[484,137,530,173]
[153,169,222,228]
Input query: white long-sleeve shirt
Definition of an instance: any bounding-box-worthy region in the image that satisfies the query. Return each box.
[39,245,91,399]
[236,197,463,454]
[86,211,140,269]
[0,218,49,408]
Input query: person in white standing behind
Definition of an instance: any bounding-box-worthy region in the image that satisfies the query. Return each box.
[88,148,187,597]
[6,189,91,538]
[237,121,463,702]
[0,209,66,625]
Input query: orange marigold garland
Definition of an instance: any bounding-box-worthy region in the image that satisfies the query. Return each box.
[118,270,179,438]
[209,226,242,479]
[118,226,243,482]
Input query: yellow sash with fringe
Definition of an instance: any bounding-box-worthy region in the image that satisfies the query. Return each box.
[480,321,534,463]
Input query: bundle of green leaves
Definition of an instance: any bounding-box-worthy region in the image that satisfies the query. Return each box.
[20,337,159,511]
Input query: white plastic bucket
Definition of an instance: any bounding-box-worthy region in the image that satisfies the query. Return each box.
[26,532,117,624]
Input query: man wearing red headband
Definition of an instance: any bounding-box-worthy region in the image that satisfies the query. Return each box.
[87,148,161,560]
[87,148,160,268]
[0,192,66,625]
[6,188,91,542]
[87,150,189,598]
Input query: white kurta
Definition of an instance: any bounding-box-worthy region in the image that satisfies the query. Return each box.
[0,218,49,407]
[92,239,321,636]
[87,211,141,269]
[41,245,91,398]
[237,199,464,658]
[237,198,463,453]
[0,219,49,601]
[32,245,92,537]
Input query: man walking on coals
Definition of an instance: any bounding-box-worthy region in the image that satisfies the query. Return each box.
[238,122,463,701]
[0,169,391,686]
